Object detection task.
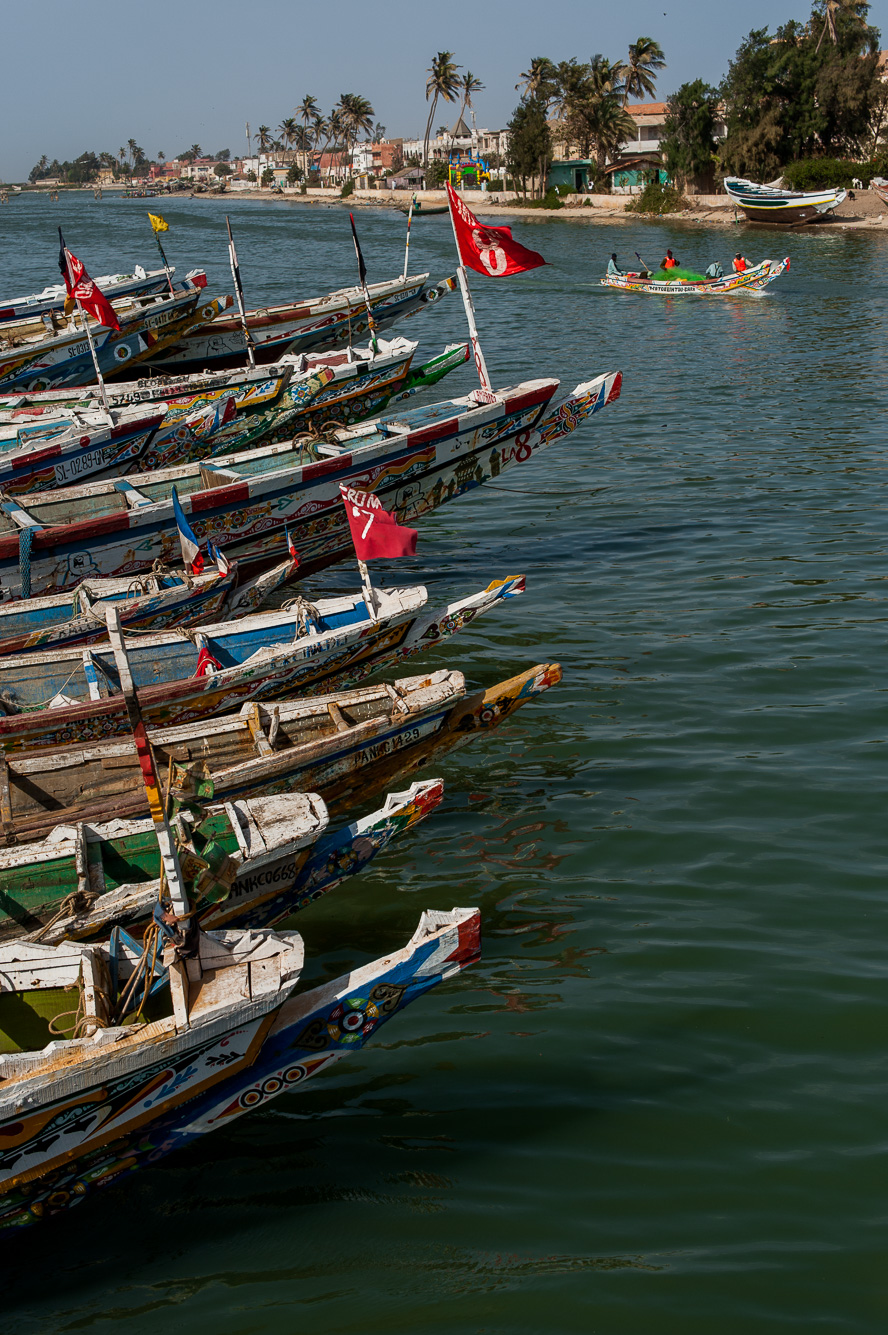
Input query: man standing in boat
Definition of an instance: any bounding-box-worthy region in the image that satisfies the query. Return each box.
[661,249,679,269]
[732,252,748,272]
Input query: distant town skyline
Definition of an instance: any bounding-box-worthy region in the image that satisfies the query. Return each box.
[3,0,888,181]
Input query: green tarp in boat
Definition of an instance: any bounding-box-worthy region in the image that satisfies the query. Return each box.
[648,266,708,282]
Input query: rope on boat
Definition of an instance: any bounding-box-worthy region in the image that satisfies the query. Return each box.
[279,594,320,634]
[31,888,99,941]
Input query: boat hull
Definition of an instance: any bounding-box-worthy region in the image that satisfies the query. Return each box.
[601,257,790,295]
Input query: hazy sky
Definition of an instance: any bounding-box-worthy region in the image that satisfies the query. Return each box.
[3,0,888,181]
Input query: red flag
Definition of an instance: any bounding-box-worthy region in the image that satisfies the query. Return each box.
[340,485,417,561]
[446,182,546,278]
[58,229,121,330]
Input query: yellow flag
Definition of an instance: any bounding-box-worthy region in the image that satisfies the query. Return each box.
[148,212,169,233]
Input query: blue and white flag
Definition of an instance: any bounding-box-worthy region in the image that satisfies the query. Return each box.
[172,485,204,574]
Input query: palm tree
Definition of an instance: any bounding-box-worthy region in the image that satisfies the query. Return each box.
[189,143,202,160]
[279,116,298,164]
[336,93,375,176]
[158,150,166,163]
[516,57,556,103]
[424,51,461,166]
[298,96,319,174]
[623,37,666,103]
[815,0,869,50]
[317,109,346,181]
[455,70,484,141]
[373,122,386,142]
[256,125,271,154]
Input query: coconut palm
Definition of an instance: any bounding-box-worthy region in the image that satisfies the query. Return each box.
[373,122,386,142]
[424,51,462,166]
[815,0,869,49]
[515,57,556,102]
[256,125,272,153]
[458,70,484,133]
[623,37,666,103]
[297,96,319,173]
[279,116,298,164]
[158,150,166,163]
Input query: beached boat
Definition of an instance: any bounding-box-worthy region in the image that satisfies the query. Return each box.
[0,287,232,393]
[0,904,479,1229]
[723,177,846,224]
[0,575,523,753]
[0,778,442,944]
[139,273,458,373]
[0,370,621,600]
[0,661,560,842]
[601,257,790,296]
[0,553,294,656]
[0,266,188,325]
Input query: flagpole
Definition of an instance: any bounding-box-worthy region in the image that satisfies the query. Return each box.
[225,214,256,368]
[58,229,112,414]
[402,193,415,280]
[348,213,378,355]
[445,191,493,394]
[149,214,175,294]
[105,605,190,918]
[355,557,377,620]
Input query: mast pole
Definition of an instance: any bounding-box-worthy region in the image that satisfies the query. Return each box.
[402,193,415,280]
[225,214,256,367]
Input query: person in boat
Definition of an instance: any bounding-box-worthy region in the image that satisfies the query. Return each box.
[732,253,748,272]
[607,253,622,275]
[661,250,679,269]
[705,261,724,279]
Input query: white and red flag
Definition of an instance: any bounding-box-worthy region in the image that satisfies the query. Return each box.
[446,182,546,278]
[172,485,204,574]
[340,485,417,561]
[57,228,121,330]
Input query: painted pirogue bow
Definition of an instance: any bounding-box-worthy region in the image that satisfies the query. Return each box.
[0,906,480,1229]
[0,662,560,846]
[139,272,458,373]
[0,576,523,753]
[0,265,180,324]
[601,258,790,296]
[0,370,622,600]
[0,778,443,945]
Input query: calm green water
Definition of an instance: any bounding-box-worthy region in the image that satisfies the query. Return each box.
[1,194,886,1333]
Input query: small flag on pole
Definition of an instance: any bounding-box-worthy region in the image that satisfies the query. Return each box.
[209,542,231,576]
[446,182,546,277]
[148,212,169,233]
[285,526,300,567]
[57,229,121,330]
[171,485,204,574]
[340,484,417,561]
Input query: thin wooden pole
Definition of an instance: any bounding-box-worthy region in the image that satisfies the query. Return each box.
[402,194,415,279]
[225,214,256,368]
[446,193,493,394]
[105,605,190,917]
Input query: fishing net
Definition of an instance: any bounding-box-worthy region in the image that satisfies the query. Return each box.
[648,266,708,282]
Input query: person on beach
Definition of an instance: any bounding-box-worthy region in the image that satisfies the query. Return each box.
[607,253,622,275]
[732,253,748,272]
[661,249,679,269]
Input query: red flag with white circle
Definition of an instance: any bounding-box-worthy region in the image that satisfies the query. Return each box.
[446,182,546,278]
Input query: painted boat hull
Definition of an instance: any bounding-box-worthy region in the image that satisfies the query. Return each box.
[0,293,232,393]
[0,576,523,753]
[139,273,455,373]
[0,268,175,325]
[0,662,560,844]
[723,178,846,225]
[601,257,790,295]
[0,370,621,601]
[0,907,479,1229]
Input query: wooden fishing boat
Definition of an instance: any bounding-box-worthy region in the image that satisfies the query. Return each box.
[0,575,523,753]
[0,341,469,491]
[0,361,293,417]
[723,177,845,225]
[0,266,189,325]
[0,662,559,843]
[204,339,471,457]
[601,257,790,296]
[0,553,294,656]
[0,905,479,1229]
[397,203,450,215]
[139,273,458,373]
[0,370,621,600]
[0,391,242,494]
[0,288,233,393]
[0,778,442,945]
